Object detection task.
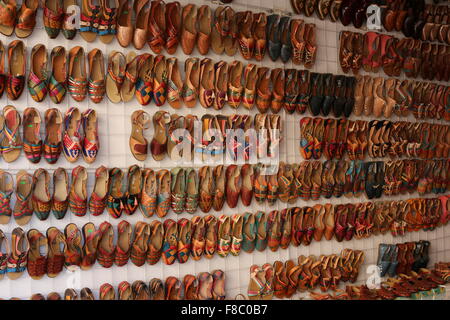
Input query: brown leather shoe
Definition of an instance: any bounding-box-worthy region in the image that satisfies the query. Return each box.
[197,5,211,55]
[241,164,254,207]
[181,4,197,55]
[133,0,149,50]
[117,0,134,47]
[165,1,181,55]
[236,11,254,60]
[226,165,240,209]
[148,0,166,54]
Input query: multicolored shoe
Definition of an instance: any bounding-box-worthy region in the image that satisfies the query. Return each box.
[135,53,154,106]
[68,166,88,217]
[28,44,48,103]
[170,167,186,214]
[146,220,163,265]
[191,216,205,261]
[242,212,256,253]
[140,169,157,218]
[106,167,124,219]
[81,109,99,164]
[156,169,171,218]
[217,214,231,258]
[32,169,51,221]
[0,170,13,225]
[177,218,192,264]
[162,219,178,266]
[230,214,243,256]
[48,46,67,104]
[88,166,109,216]
[62,107,81,163]
[22,107,42,164]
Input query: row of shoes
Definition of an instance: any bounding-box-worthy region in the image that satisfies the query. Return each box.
[310,268,448,300]
[383,0,450,44]
[340,30,450,81]
[29,271,226,300]
[248,250,364,300]
[0,106,99,164]
[377,241,430,278]
[354,75,450,121]
[130,111,282,162]
[300,117,450,161]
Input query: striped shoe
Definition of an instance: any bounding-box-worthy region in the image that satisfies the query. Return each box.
[63,107,81,163]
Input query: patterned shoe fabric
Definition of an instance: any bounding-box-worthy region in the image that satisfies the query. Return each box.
[62,107,81,163]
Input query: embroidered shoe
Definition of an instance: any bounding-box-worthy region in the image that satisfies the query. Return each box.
[123,165,141,215]
[13,170,33,226]
[7,227,29,280]
[68,166,88,217]
[106,167,124,219]
[147,220,163,265]
[48,46,67,104]
[63,107,82,163]
[43,108,62,164]
[140,169,157,218]
[97,221,115,268]
[88,166,109,216]
[28,44,48,103]
[171,167,186,214]
[0,170,13,225]
[191,216,206,261]
[177,218,192,264]
[162,219,178,265]
[32,169,51,221]
[114,220,131,267]
[22,107,42,164]
[230,214,243,256]
[81,109,99,164]
[217,214,231,258]
[51,168,69,220]
[156,169,171,218]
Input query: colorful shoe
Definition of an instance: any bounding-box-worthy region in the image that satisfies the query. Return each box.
[212,165,225,211]
[46,227,65,278]
[51,168,69,220]
[26,229,47,280]
[198,166,213,213]
[242,212,256,253]
[68,166,88,217]
[68,46,87,102]
[63,223,82,272]
[114,220,131,267]
[185,168,199,214]
[123,165,141,215]
[43,108,63,164]
[106,167,124,219]
[28,44,48,103]
[177,218,192,264]
[13,171,33,226]
[7,227,29,280]
[170,167,186,214]
[0,170,13,225]
[32,169,51,221]
[156,169,171,218]
[22,107,42,164]
[43,0,63,39]
[88,166,109,216]
[1,105,22,163]
[191,216,206,261]
[255,211,268,252]
[217,214,231,258]
[267,210,281,252]
[230,214,243,256]
[6,40,26,101]
[204,215,217,259]
[147,220,163,265]
[140,169,157,218]
[62,107,81,163]
[80,222,100,270]
[152,54,167,106]
[81,109,99,163]
[135,53,154,106]
[48,46,67,104]
[162,219,178,266]
[87,48,106,103]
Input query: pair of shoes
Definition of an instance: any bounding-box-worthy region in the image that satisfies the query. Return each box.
[80,0,118,43]
[0,0,38,38]
[63,107,99,163]
[43,0,78,39]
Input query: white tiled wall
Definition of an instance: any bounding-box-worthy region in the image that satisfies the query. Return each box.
[0,0,448,300]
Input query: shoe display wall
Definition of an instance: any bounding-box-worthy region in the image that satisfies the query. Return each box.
[0,0,448,302]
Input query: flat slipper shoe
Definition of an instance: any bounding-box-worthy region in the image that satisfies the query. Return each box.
[120,52,138,103]
[22,107,42,164]
[309,73,324,116]
[7,227,29,280]
[182,57,200,108]
[236,11,254,60]
[87,48,106,104]
[88,166,109,216]
[106,51,126,103]
[32,169,51,221]
[177,218,192,264]
[132,280,150,300]
[162,219,178,265]
[165,1,181,55]
[68,46,87,102]
[106,167,124,219]
[291,19,305,65]
[181,3,197,55]
[165,276,182,300]
[271,68,285,114]
[80,0,100,42]
[214,61,229,110]
[62,107,81,163]
[166,57,183,109]
[190,216,205,260]
[43,108,63,164]
[199,58,215,108]
[267,14,281,61]
[97,221,115,268]
[130,110,150,161]
[153,54,167,106]
[148,0,166,54]
[48,46,67,104]
[62,0,78,39]
[28,44,48,103]
[156,169,171,218]
[135,53,154,106]
[51,168,69,219]
[140,169,157,218]
[149,278,164,300]
[183,274,199,300]
[133,0,150,50]
[197,272,214,300]
[170,167,186,214]
[116,0,133,47]
[43,0,63,38]
[211,270,226,300]
[6,40,26,101]
[227,60,244,109]
[0,0,17,36]
[230,213,243,256]
[99,283,116,300]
